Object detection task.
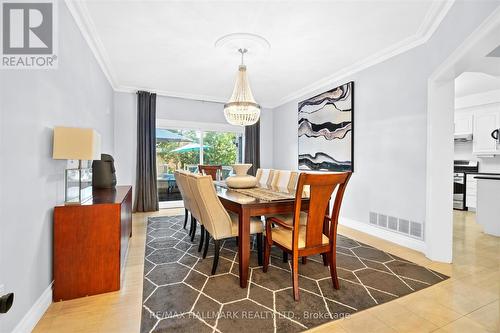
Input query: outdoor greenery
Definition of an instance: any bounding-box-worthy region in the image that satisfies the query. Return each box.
[156,129,240,174]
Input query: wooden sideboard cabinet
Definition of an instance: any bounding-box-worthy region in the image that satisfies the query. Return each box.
[53,186,132,301]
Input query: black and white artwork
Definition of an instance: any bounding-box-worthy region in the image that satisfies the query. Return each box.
[298,81,354,172]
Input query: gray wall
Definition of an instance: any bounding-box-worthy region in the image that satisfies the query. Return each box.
[113,91,274,195]
[272,0,499,231]
[0,3,114,332]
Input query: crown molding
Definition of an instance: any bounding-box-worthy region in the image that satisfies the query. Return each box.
[65,0,118,89]
[268,0,455,108]
[66,0,454,109]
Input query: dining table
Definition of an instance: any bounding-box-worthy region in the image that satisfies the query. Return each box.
[215,182,310,288]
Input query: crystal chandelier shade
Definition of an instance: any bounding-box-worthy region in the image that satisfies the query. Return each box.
[223,49,261,126]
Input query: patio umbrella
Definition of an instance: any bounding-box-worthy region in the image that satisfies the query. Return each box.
[170,143,209,153]
[156,129,193,142]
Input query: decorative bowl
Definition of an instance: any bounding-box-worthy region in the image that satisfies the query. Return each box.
[226,164,257,189]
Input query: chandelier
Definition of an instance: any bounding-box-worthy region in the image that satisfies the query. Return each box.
[223,48,261,126]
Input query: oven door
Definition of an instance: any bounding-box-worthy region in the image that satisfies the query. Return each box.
[453,172,465,210]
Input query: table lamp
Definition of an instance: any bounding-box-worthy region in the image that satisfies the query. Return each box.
[53,127,102,204]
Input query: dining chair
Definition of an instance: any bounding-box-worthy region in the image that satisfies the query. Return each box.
[255,168,263,183]
[287,171,299,191]
[272,170,299,189]
[187,173,264,274]
[178,171,204,246]
[198,165,222,180]
[262,172,352,301]
[173,171,189,230]
[257,169,275,186]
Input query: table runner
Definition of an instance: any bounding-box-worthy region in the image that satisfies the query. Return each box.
[214,181,300,202]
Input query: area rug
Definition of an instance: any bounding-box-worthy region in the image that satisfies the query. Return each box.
[140,215,448,333]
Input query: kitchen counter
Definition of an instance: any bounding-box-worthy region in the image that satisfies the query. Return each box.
[476,177,500,237]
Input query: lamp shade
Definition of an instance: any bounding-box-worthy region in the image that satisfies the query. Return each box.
[53,127,102,160]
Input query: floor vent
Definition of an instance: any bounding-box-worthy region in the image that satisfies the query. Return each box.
[368,212,424,240]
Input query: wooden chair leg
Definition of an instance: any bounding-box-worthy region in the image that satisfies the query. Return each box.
[329,250,340,289]
[263,237,270,272]
[198,225,205,252]
[203,229,210,259]
[263,221,273,273]
[211,239,221,275]
[322,253,329,266]
[292,253,300,301]
[256,233,263,266]
[183,209,188,229]
[190,218,197,242]
[283,251,288,263]
[302,257,307,264]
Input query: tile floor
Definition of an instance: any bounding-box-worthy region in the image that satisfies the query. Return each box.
[33,210,499,333]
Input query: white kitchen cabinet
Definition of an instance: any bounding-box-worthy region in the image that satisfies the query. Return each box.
[466,174,477,210]
[473,111,500,155]
[454,113,473,134]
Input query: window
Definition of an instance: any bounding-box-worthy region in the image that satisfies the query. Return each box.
[156,123,243,206]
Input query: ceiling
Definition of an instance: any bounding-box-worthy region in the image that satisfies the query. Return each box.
[455,72,500,98]
[68,0,452,108]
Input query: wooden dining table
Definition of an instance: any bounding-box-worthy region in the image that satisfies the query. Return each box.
[215,184,310,288]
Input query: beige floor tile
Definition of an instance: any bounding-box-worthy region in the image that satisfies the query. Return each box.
[434,316,493,333]
[466,300,499,332]
[367,301,438,332]
[338,311,396,333]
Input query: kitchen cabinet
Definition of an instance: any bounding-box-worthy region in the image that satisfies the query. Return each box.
[473,111,500,155]
[466,174,477,210]
[454,113,473,135]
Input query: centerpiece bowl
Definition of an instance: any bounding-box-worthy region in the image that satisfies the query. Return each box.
[225,163,257,189]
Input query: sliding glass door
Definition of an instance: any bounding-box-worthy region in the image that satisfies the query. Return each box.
[156,126,243,206]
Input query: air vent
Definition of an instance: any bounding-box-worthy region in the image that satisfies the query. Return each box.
[378,214,387,228]
[398,219,410,234]
[388,216,398,231]
[368,212,424,240]
[410,221,422,238]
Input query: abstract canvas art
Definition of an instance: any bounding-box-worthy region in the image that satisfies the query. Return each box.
[298,81,354,172]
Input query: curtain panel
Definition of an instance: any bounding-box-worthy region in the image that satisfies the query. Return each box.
[244,120,260,176]
[134,91,159,212]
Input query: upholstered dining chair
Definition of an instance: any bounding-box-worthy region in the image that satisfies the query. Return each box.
[262,172,352,301]
[257,169,275,187]
[187,173,264,274]
[173,171,189,230]
[198,165,222,180]
[272,170,299,190]
[177,171,204,245]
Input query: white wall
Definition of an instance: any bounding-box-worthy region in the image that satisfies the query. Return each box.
[113,92,274,197]
[272,0,499,256]
[0,3,114,332]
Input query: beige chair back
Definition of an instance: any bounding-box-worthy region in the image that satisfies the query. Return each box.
[174,171,188,210]
[272,170,296,188]
[288,171,299,191]
[179,171,202,223]
[255,169,263,183]
[258,169,276,186]
[187,173,233,240]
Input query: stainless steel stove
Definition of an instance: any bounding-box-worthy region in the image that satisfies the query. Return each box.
[454,160,478,210]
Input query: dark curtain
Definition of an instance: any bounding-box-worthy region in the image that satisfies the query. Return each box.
[244,120,260,176]
[134,91,159,212]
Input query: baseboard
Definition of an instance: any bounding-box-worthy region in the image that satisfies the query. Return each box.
[12,282,53,333]
[339,217,427,254]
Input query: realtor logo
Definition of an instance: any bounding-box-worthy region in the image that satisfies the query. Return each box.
[1,0,58,68]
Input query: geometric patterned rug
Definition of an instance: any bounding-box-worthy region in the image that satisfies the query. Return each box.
[140,216,448,333]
